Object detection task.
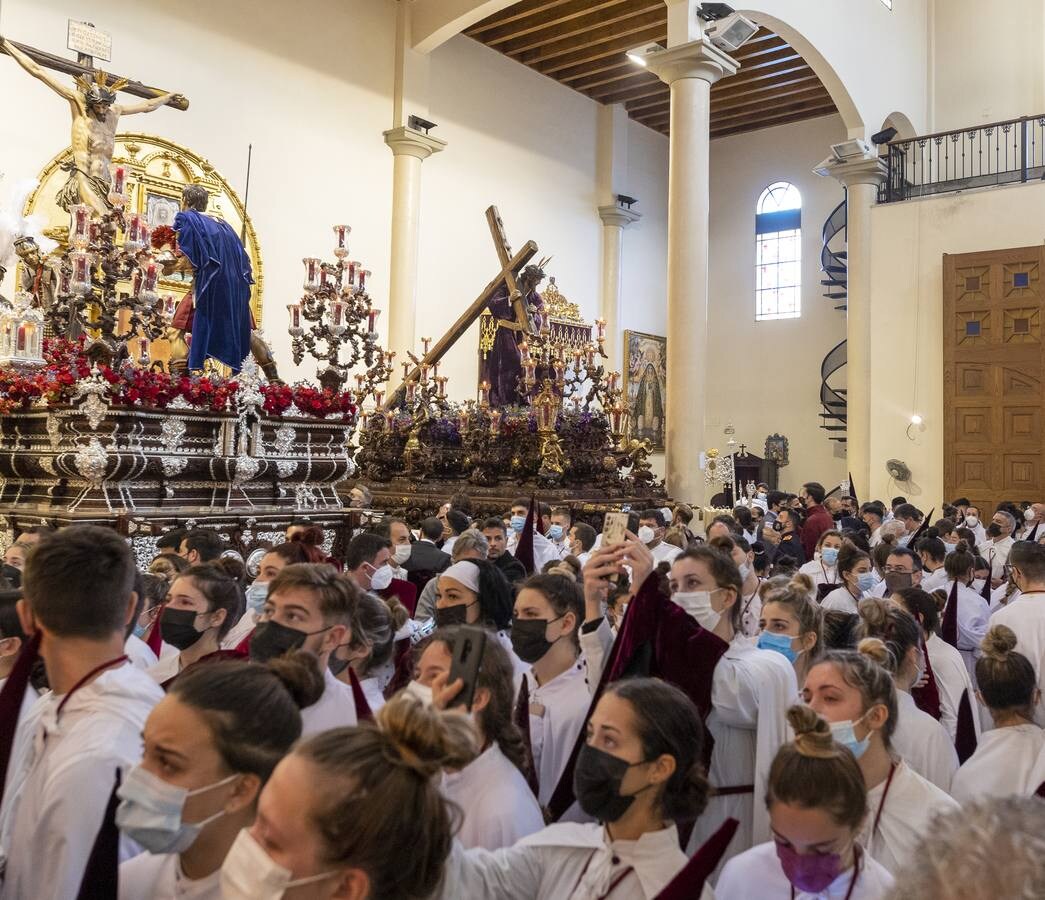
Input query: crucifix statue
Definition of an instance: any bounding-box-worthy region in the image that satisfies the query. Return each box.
[0,36,187,216]
[388,205,545,408]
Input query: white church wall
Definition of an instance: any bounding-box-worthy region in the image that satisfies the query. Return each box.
[868,179,1045,509]
[707,112,849,495]
[931,0,1045,133]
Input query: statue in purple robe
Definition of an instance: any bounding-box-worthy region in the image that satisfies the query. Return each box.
[481,263,546,407]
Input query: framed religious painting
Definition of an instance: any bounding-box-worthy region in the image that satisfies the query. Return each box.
[623,330,667,451]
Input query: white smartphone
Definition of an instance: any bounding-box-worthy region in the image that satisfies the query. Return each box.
[602,511,629,548]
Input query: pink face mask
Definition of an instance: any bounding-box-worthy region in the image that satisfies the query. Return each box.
[774,840,843,893]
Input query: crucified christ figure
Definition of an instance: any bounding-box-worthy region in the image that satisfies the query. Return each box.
[1,37,184,216]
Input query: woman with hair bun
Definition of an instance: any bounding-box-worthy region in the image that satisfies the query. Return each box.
[716,705,895,898]
[329,591,410,711]
[855,599,958,792]
[446,677,716,899]
[118,653,324,899]
[802,643,957,875]
[939,540,990,676]
[950,625,1044,804]
[221,693,478,900]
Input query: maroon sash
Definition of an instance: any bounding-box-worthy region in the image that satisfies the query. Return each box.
[911,635,942,720]
[655,817,739,900]
[348,666,373,721]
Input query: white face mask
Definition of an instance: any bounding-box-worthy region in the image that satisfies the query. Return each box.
[738,562,752,580]
[221,828,336,900]
[637,525,656,544]
[671,589,723,632]
[1026,508,1037,522]
[400,679,434,707]
[393,543,412,565]
[116,764,238,855]
[965,515,979,527]
[369,563,393,592]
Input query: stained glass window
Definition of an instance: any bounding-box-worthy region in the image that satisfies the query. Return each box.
[756,182,802,320]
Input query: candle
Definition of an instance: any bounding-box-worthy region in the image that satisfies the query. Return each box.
[302,257,320,292]
[479,380,490,407]
[355,373,365,389]
[421,336,432,354]
[367,308,380,333]
[553,362,565,384]
[287,303,301,329]
[405,380,417,404]
[59,269,71,295]
[131,268,143,298]
[360,269,370,291]
[69,204,89,247]
[595,317,606,340]
[346,261,358,286]
[420,364,430,384]
[519,342,530,361]
[435,375,447,398]
[143,262,158,292]
[332,300,343,327]
[319,265,330,289]
[333,224,351,258]
[607,372,619,392]
[374,389,385,407]
[16,324,26,352]
[432,361,439,378]
[384,350,396,367]
[112,166,127,196]
[139,336,150,360]
[490,409,502,434]
[402,361,411,380]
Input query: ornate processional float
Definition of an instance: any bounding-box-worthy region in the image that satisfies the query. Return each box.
[0,26,665,559]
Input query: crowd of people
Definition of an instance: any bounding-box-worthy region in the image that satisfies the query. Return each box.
[0,483,1042,898]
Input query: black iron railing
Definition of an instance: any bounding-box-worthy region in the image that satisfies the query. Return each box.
[881,114,1045,202]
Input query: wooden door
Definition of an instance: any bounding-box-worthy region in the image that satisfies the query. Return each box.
[944,245,1045,513]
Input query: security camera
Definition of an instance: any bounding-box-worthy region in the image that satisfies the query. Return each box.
[705,11,759,52]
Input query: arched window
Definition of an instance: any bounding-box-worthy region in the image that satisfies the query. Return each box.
[755,181,802,320]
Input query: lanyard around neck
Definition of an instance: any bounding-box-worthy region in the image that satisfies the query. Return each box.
[55,655,128,718]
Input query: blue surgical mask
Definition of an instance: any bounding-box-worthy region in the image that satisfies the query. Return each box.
[856,572,876,593]
[821,547,839,567]
[132,621,149,640]
[829,710,873,759]
[547,524,564,542]
[757,631,799,663]
[244,581,269,614]
[116,764,238,854]
[510,515,526,534]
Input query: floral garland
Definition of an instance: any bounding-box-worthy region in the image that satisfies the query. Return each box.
[0,337,357,420]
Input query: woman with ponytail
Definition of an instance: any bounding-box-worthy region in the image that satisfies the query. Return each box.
[414,627,543,849]
[716,705,895,898]
[221,693,477,900]
[855,600,958,792]
[447,677,716,899]
[822,544,876,615]
[329,591,410,711]
[757,575,822,685]
[939,540,990,676]
[802,642,957,875]
[951,625,1043,804]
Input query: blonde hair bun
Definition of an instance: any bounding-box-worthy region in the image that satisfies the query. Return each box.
[981,624,1018,661]
[857,636,892,668]
[785,705,838,759]
[376,694,478,779]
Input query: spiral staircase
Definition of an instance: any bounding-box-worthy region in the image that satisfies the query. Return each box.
[819,197,848,442]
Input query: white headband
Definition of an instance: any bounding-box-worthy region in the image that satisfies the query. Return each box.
[440,560,480,593]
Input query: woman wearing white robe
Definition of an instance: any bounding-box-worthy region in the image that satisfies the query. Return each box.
[442,678,717,900]
[413,630,544,850]
[798,530,843,591]
[804,643,958,877]
[116,656,322,900]
[951,624,1045,804]
[938,542,991,677]
[893,586,980,745]
[855,597,958,792]
[821,545,875,615]
[716,706,894,900]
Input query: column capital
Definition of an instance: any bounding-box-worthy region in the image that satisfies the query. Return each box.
[645,38,738,87]
[383,126,447,160]
[819,154,887,189]
[598,204,642,228]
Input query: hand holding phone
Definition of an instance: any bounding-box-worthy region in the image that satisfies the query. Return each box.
[447,626,487,711]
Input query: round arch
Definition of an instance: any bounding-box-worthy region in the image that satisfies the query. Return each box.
[738,8,864,137]
[880,110,917,140]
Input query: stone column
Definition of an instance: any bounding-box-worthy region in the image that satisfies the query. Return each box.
[382,127,446,367]
[645,39,738,504]
[597,204,641,372]
[823,155,886,500]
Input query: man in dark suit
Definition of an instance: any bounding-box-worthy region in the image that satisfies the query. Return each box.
[480,517,526,585]
[773,507,807,566]
[402,517,452,594]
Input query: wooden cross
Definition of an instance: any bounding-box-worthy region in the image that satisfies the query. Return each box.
[0,38,188,110]
[387,205,538,407]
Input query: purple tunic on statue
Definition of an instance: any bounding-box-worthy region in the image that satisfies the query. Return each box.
[481,283,544,407]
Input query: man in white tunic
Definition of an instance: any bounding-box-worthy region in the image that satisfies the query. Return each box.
[247,563,357,735]
[991,541,1045,726]
[638,509,683,565]
[0,526,164,900]
[981,511,1016,586]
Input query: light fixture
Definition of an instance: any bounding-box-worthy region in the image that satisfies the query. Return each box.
[909,414,923,426]
[906,413,925,440]
[616,194,637,210]
[626,42,663,67]
[408,115,437,135]
[830,139,875,162]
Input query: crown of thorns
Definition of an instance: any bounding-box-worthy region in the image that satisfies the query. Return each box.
[75,70,127,103]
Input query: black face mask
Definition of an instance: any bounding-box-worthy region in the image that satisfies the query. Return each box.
[249,620,310,663]
[328,653,351,677]
[510,615,563,664]
[986,523,1002,538]
[433,601,476,628]
[573,743,651,822]
[884,572,913,593]
[159,607,207,651]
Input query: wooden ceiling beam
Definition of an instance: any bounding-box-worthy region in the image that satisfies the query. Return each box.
[594,78,668,107]
[637,88,834,129]
[709,103,840,137]
[482,1,659,51]
[465,0,573,37]
[626,76,819,117]
[531,24,667,75]
[709,71,820,104]
[512,8,667,66]
[713,83,834,116]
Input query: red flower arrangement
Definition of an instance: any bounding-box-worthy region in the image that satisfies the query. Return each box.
[0,337,357,421]
[150,225,178,251]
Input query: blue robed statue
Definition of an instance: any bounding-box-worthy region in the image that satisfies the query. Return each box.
[173,184,253,372]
